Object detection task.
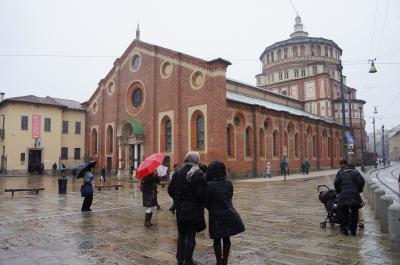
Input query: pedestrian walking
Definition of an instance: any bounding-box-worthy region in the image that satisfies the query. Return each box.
[334,160,365,236]
[59,163,66,177]
[81,166,95,212]
[52,162,57,175]
[205,161,245,265]
[100,167,106,182]
[169,164,180,214]
[71,166,78,183]
[303,159,310,175]
[264,162,272,178]
[168,151,206,265]
[141,170,161,227]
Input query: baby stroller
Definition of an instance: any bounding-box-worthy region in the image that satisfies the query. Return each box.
[318,185,342,228]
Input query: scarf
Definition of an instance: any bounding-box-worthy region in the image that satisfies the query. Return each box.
[185,162,200,182]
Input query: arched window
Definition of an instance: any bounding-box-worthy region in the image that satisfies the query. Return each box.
[284,48,288,59]
[313,135,317,157]
[316,45,321,56]
[293,46,298,57]
[272,130,279,157]
[191,111,205,151]
[196,115,205,150]
[227,124,235,157]
[277,49,282,60]
[161,116,172,152]
[300,45,305,56]
[328,137,332,158]
[106,125,113,154]
[310,45,315,56]
[295,133,299,157]
[91,128,98,156]
[260,128,265,158]
[245,127,254,157]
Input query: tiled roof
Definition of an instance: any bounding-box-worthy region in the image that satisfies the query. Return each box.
[226,91,334,124]
[1,95,84,111]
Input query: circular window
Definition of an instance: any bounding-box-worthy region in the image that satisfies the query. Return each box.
[107,81,115,95]
[125,81,145,116]
[160,61,173,79]
[132,88,142,108]
[130,53,141,72]
[282,90,288,96]
[190,70,205,90]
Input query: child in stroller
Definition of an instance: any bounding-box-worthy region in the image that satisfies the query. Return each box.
[318,185,342,228]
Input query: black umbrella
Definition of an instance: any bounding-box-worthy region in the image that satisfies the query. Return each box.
[77,161,97,179]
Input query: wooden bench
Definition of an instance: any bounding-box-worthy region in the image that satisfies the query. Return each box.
[4,188,45,197]
[95,184,123,191]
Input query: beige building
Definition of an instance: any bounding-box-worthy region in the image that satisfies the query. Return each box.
[389,130,400,161]
[0,93,85,173]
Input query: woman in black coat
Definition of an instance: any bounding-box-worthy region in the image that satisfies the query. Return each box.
[204,161,245,265]
[141,171,160,227]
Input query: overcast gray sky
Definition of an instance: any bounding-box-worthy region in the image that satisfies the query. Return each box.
[0,0,399,133]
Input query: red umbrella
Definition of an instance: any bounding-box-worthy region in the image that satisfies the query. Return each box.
[135,153,164,180]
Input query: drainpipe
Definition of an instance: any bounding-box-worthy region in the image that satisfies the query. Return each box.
[252,106,257,177]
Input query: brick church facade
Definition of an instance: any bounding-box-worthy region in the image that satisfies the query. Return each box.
[85,18,364,177]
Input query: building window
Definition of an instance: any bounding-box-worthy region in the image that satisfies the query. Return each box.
[20,153,25,162]
[227,125,235,158]
[44,118,51,132]
[301,69,306,77]
[61,147,68,160]
[131,54,141,71]
[312,66,317,75]
[260,128,265,158]
[74,148,81,160]
[91,128,98,156]
[165,119,172,152]
[284,72,289,79]
[132,88,142,108]
[328,137,332,158]
[75,122,81,134]
[62,121,68,134]
[106,125,114,154]
[313,135,317,157]
[245,127,253,157]
[21,116,28,130]
[295,133,299,157]
[279,73,283,80]
[272,130,279,157]
[294,70,299,77]
[196,115,205,150]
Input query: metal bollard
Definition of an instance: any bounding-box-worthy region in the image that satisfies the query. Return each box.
[369,184,380,209]
[378,195,394,233]
[388,204,400,243]
[373,188,385,219]
[367,181,377,203]
[363,179,371,198]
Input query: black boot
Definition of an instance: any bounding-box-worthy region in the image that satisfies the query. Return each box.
[144,213,153,227]
[222,242,231,265]
[213,245,223,265]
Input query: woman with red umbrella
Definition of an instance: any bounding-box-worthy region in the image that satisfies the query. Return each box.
[136,153,165,227]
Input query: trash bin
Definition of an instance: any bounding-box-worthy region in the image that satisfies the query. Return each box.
[58,178,67,194]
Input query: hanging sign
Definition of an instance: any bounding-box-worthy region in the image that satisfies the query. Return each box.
[32,115,41,138]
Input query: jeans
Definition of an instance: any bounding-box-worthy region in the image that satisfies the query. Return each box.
[176,227,196,264]
[81,194,93,211]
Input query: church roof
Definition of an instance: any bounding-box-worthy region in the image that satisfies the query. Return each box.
[0,95,84,111]
[226,91,334,124]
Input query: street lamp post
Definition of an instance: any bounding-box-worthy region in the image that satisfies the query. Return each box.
[382,125,385,166]
[347,89,354,164]
[338,60,348,160]
[359,105,365,171]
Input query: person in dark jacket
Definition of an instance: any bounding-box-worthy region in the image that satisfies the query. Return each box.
[81,167,95,211]
[205,161,245,265]
[168,151,206,265]
[141,171,160,227]
[334,160,365,236]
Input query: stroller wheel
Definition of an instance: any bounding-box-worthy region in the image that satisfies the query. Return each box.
[320,222,327,228]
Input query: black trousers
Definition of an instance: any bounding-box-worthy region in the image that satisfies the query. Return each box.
[81,194,93,211]
[339,205,359,232]
[176,227,196,264]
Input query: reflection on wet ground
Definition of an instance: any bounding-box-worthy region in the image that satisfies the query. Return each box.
[0,174,399,265]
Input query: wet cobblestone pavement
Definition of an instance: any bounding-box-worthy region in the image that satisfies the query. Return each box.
[0,174,399,265]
